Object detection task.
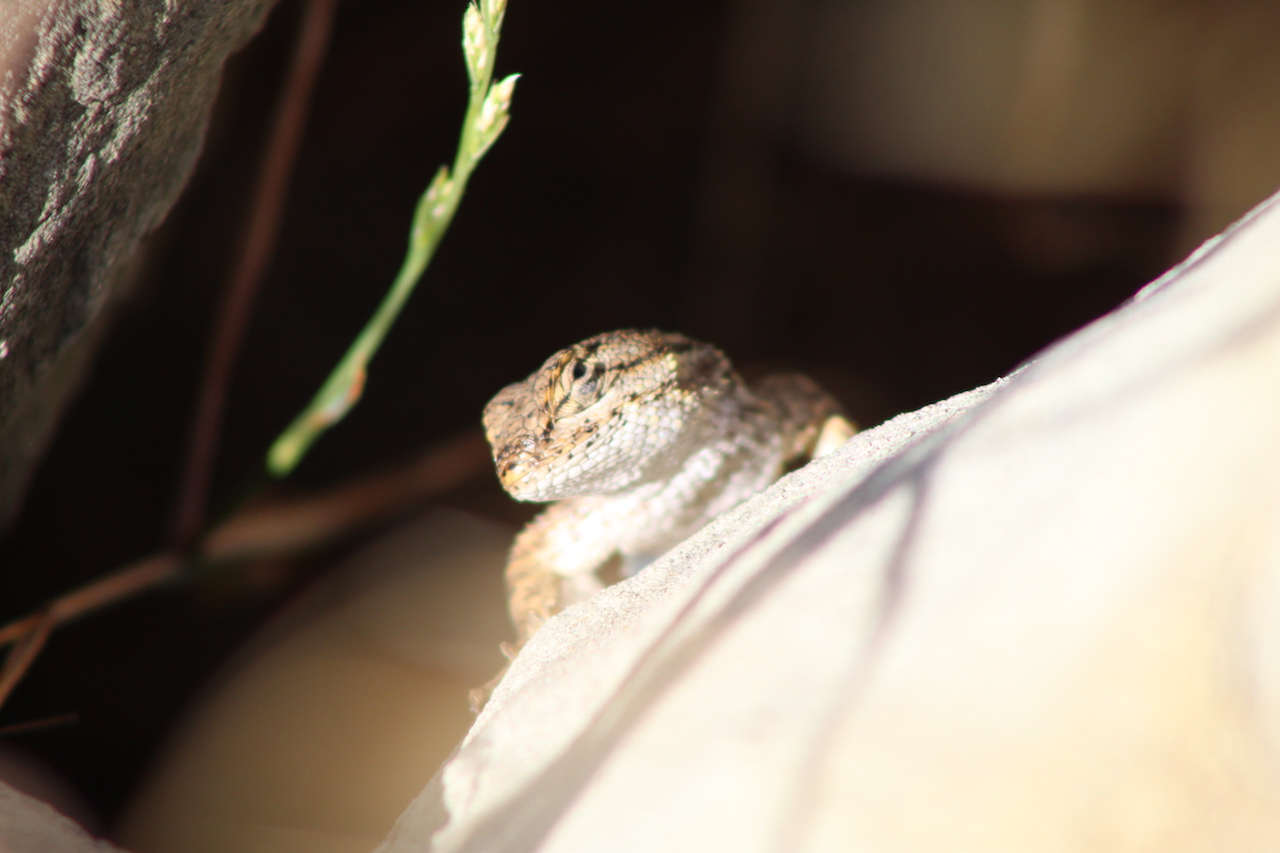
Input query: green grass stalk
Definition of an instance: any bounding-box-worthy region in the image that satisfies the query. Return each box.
[267,0,518,476]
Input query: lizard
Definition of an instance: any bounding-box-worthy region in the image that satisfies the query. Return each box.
[480,329,855,660]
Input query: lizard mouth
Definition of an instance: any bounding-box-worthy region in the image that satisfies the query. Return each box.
[495,454,539,499]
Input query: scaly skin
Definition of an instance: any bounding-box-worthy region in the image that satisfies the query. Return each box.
[482,329,854,646]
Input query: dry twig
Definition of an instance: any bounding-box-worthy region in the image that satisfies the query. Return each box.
[0,0,498,717]
[172,0,342,549]
[0,429,489,712]
[204,429,488,562]
[0,553,183,711]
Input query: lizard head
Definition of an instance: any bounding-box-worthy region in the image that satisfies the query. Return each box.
[482,329,736,502]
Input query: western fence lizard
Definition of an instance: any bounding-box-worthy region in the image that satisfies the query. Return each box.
[481,329,855,651]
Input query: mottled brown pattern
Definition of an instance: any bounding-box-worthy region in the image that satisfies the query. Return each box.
[472,330,853,710]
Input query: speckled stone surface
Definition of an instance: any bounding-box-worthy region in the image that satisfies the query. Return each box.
[0,0,275,524]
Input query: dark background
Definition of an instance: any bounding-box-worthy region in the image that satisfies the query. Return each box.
[0,0,1189,828]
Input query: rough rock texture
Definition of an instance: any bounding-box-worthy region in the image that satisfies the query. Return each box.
[0,0,276,525]
[0,782,122,852]
[380,188,1280,853]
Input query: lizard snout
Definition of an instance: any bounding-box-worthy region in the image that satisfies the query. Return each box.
[495,450,542,500]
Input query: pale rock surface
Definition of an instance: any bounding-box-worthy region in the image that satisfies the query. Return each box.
[0,0,276,524]
[792,0,1280,249]
[0,781,121,852]
[118,510,513,853]
[380,188,1280,853]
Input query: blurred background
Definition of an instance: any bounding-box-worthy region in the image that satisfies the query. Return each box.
[2,0,1280,845]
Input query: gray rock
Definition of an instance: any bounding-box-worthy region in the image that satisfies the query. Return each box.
[0,0,275,524]
[382,190,1280,852]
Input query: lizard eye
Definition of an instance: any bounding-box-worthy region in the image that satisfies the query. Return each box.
[553,359,605,415]
[547,351,610,416]
[570,362,602,402]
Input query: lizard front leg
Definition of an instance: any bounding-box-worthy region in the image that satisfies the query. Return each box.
[505,497,619,644]
[752,373,856,462]
[470,499,616,712]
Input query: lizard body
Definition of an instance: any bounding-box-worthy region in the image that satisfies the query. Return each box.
[483,329,854,645]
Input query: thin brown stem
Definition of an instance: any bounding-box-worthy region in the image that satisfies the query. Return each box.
[47,553,183,625]
[0,614,42,649]
[0,712,80,737]
[203,428,489,562]
[171,0,341,549]
[0,554,184,673]
[0,428,488,710]
[0,611,55,709]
